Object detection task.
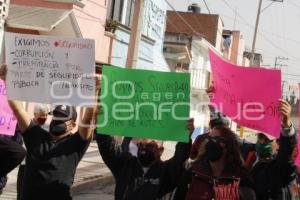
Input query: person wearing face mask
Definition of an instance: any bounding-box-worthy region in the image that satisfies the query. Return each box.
[250,100,300,200]
[16,104,97,200]
[16,103,49,200]
[96,118,194,200]
[189,85,231,161]
[0,64,100,200]
[174,125,253,200]
[190,106,230,160]
[32,103,49,129]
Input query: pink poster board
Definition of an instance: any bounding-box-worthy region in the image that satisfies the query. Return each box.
[209,49,281,137]
[0,80,17,135]
[295,83,300,166]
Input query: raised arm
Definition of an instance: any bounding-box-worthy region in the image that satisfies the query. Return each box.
[78,75,101,141]
[158,119,194,196]
[277,99,296,163]
[96,134,122,175]
[0,64,30,133]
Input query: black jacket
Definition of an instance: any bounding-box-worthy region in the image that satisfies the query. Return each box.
[96,134,191,200]
[250,128,300,200]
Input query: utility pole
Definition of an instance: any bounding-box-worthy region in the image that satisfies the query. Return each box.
[233,7,237,30]
[274,56,288,69]
[282,80,287,98]
[125,0,145,69]
[250,0,263,66]
[250,0,284,66]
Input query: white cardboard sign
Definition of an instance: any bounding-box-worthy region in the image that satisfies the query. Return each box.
[5,32,96,107]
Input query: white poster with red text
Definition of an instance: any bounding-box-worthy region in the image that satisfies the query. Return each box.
[5,32,95,107]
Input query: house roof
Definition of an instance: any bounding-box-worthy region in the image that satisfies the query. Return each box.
[166,11,220,46]
[7,4,72,32]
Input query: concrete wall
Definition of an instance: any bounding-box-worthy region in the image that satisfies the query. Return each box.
[230,31,240,65]
[11,0,72,9]
[215,17,224,51]
[229,31,245,65]
[110,0,170,71]
[140,0,169,71]
[74,0,110,63]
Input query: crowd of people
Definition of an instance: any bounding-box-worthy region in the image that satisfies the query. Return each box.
[0,63,300,200]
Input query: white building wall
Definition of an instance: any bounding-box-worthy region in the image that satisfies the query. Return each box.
[215,17,224,51]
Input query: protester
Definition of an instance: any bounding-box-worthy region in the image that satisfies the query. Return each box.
[121,137,141,157]
[16,103,49,200]
[32,103,49,129]
[250,99,300,199]
[0,64,99,200]
[96,119,194,200]
[190,106,230,160]
[174,124,254,200]
[0,131,26,195]
[190,85,230,160]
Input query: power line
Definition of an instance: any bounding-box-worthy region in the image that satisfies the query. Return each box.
[261,1,276,13]
[166,0,293,67]
[165,0,248,61]
[202,0,211,14]
[75,15,105,26]
[219,12,300,45]
[219,0,300,63]
[74,7,106,24]
[165,0,205,38]
[85,0,107,9]
[288,0,300,10]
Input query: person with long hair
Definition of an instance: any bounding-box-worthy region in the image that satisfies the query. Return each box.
[176,125,252,200]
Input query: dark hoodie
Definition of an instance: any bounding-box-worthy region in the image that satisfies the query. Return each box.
[96,134,191,200]
[250,127,300,200]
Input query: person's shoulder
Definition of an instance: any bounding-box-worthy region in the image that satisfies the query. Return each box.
[23,124,47,136]
[69,131,92,145]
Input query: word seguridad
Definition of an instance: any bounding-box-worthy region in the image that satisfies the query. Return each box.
[5,32,96,106]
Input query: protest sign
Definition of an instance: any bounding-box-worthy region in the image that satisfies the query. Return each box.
[0,80,17,135]
[97,66,190,142]
[5,32,95,106]
[209,49,281,137]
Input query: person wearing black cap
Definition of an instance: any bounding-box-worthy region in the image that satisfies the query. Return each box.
[0,65,98,200]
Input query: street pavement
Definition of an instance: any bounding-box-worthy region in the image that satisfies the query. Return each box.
[73,183,115,200]
[0,140,177,200]
[0,142,112,200]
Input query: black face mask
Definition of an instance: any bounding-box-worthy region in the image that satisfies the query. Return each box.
[205,139,224,162]
[137,148,156,167]
[50,120,67,136]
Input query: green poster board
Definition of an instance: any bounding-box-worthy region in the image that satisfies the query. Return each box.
[97,65,190,142]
